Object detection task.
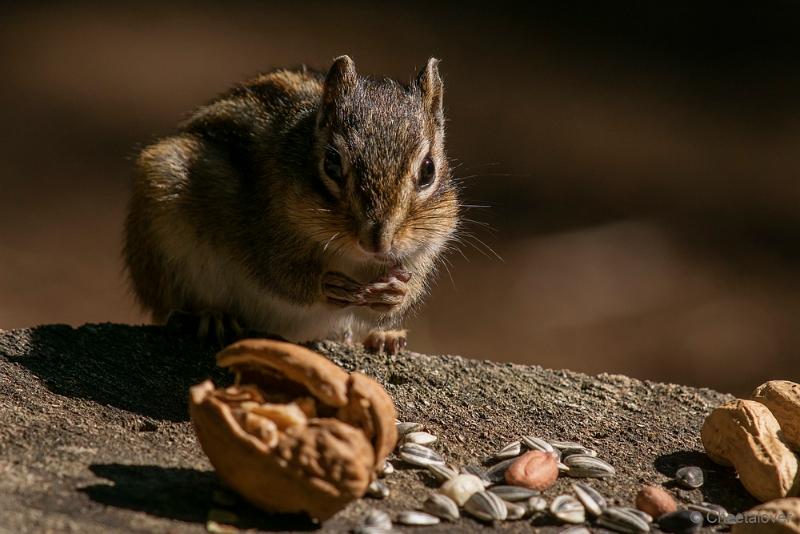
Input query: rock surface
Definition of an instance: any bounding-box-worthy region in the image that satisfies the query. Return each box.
[0,323,756,532]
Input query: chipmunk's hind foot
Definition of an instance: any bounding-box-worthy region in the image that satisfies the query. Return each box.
[363,329,407,355]
[165,310,245,347]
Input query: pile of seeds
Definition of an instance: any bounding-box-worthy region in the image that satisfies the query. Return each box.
[354,421,732,533]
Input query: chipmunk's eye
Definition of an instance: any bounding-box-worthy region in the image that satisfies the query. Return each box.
[323,148,343,183]
[417,155,436,190]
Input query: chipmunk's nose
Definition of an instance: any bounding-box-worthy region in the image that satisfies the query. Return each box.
[358,221,393,256]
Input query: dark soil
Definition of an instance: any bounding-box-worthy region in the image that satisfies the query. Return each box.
[0,323,755,532]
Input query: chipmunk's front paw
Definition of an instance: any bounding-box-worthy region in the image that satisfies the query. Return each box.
[322,271,365,307]
[322,268,411,312]
[363,329,407,355]
[361,280,406,312]
[165,310,244,347]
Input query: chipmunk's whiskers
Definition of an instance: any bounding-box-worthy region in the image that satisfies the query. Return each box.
[322,232,340,254]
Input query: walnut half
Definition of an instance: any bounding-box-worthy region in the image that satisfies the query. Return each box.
[189,339,398,520]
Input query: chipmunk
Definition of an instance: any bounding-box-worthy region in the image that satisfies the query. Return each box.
[123,55,459,354]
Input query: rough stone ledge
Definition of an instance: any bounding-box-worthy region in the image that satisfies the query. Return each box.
[0,323,753,533]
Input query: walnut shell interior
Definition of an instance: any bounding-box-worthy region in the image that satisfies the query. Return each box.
[189,339,397,520]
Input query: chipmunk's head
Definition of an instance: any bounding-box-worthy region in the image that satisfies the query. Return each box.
[309,55,459,267]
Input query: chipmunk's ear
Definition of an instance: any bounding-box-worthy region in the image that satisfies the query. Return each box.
[416,58,444,126]
[322,55,357,108]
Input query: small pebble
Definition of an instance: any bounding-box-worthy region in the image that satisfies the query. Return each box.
[675,466,704,489]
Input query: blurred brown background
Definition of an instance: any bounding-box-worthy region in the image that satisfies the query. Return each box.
[2,2,799,394]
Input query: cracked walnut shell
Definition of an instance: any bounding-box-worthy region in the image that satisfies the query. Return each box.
[189,339,398,520]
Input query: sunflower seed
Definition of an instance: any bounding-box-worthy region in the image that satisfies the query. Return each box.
[489,485,540,502]
[597,506,650,533]
[492,440,523,461]
[675,466,704,489]
[460,465,492,486]
[521,436,555,454]
[549,440,597,457]
[549,440,584,449]
[404,431,437,446]
[439,474,486,506]
[396,511,440,526]
[658,510,704,533]
[360,509,392,530]
[485,457,516,483]
[561,447,598,459]
[379,460,394,477]
[527,496,548,515]
[426,463,458,482]
[422,493,459,521]
[550,495,586,524]
[367,480,390,499]
[395,421,421,436]
[558,461,570,472]
[505,500,527,520]
[687,502,729,524]
[619,507,652,524]
[560,528,592,534]
[398,443,445,467]
[564,454,615,478]
[352,528,394,534]
[572,482,607,517]
[464,490,508,522]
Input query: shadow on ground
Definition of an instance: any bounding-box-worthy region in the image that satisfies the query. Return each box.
[654,450,757,512]
[81,463,318,531]
[6,323,227,421]
[81,464,217,524]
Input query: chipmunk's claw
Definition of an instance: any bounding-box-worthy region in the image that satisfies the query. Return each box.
[363,329,407,355]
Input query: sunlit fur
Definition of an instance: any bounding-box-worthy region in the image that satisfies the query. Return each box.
[124,58,459,342]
